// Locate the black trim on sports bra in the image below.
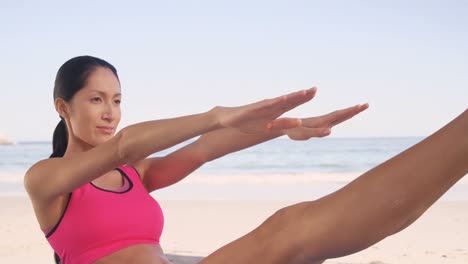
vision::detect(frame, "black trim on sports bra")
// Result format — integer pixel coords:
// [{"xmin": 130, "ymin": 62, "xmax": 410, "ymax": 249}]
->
[
  {"xmin": 90, "ymin": 168, "xmax": 134, "ymax": 194},
  {"xmin": 130, "ymin": 165, "xmax": 143, "ymax": 180},
  {"xmin": 46, "ymin": 192, "xmax": 72, "ymax": 238}
]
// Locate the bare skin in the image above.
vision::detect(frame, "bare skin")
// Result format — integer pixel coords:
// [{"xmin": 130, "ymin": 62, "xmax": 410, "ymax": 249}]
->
[
  {"xmin": 92, "ymin": 108, "xmax": 467, "ymax": 264},
  {"xmin": 25, "ymin": 67, "xmax": 368, "ymax": 263},
  {"xmin": 27, "ymin": 66, "xmax": 467, "ymax": 263},
  {"xmin": 199, "ymin": 109, "xmax": 468, "ymax": 264},
  {"xmin": 94, "ymin": 244, "xmax": 170, "ymax": 264}
]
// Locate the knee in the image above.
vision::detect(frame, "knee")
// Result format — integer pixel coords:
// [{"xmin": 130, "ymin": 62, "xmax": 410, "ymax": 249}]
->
[
  {"xmin": 264, "ymin": 201, "xmax": 344, "ymax": 263},
  {"xmin": 260, "ymin": 201, "xmax": 310, "ymax": 232},
  {"xmin": 253, "ymin": 202, "xmax": 319, "ymax": 262}
]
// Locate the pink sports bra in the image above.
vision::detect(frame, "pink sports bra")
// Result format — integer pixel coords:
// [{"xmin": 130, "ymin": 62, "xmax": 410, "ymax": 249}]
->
[{"xmin": 45, "ymin": 165, "xmax": 164, "ymax": 264}]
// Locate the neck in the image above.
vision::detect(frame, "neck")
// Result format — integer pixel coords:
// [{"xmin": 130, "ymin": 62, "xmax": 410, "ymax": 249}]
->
[{"xmin": 63, "ymin": 136, "xmax": 95, "ymax": 158}]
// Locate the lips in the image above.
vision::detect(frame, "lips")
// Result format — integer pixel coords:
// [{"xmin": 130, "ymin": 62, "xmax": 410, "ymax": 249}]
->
[{"xmin": 97, "ymin": 126, "xmax": 114, "ymax": 134}]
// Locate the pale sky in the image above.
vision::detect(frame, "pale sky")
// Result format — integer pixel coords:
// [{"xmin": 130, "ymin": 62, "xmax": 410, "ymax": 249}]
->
[{"xmin": 0, "ymin": 0, "xmax": 467, "ymax": 141}]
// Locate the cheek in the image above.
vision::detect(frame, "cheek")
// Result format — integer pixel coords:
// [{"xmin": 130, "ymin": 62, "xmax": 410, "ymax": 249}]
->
[
  {"xmin": 72, "ymin": 109, "xmax": 97, "ymax": 133},
  {"xmin": 79, "ymin": 109, "xmax": 97, "ymax": 124}
]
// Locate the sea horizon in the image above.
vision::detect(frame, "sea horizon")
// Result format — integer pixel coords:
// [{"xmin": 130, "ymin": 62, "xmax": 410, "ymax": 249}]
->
[{"xmin": 2, "ymin": 136, "xmax": 468, "ymax": 201}]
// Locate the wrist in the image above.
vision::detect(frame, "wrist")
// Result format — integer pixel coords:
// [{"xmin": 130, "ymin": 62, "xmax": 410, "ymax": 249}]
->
[{"xmin": 206, "ymin": 106, "xmax": 225, "ymax": 130}]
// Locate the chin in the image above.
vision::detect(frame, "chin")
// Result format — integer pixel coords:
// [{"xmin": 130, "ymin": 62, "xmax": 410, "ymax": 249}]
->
[
  {"xmin": 89, "ymin": 136, "xmax": 112, "ymax": 146},
  {"xmin": 99, "ymin": 134, "xmax": 115, "ymax": 142}
]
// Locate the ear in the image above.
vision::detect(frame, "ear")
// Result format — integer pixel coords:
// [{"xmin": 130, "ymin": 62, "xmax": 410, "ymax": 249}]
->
[{"xmin": 54, "ymin": 98, "xmax": 70, "ymax": 119}]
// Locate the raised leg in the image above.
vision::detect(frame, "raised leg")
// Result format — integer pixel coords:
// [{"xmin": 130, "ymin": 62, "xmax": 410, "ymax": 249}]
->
[{"xmin": 200, "ymin": 109, "xmax": 468, "ymax": 264}]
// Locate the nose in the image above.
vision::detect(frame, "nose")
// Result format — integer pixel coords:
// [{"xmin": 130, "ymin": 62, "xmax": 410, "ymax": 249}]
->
[{"xmin": 102, "ymin": 101, "xmax": 116, "ymax": 122}]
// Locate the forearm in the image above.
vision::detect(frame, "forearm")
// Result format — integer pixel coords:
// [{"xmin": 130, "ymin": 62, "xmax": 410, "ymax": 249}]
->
[
  {"xmin": 197, "ymin": 127, "xmax": 285, "ymax": 162},
  {"xmin": 119, "ymin": 110, "xmax": 221, "ymax": 163}
]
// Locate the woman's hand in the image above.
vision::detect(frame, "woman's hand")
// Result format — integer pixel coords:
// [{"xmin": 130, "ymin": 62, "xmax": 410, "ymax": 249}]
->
[
  {"xmin": 284, "ymin": 103, "xmax": 369, "ymax": 140},
  {"xmin": 213, "ymin": 87, "xmax": 317, "ymax": 134}
]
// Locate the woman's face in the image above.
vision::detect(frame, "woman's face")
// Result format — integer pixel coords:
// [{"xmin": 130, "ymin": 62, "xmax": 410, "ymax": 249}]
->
[{"xmin": 63, "ymin": 67, "xmax": 122, "ymax": 147}]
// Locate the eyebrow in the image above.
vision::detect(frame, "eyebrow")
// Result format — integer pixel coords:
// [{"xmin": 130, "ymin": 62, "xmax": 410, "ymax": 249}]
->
[{"xmin": 89, "ymin": 90, "xmax": 122, "ymax": 97}]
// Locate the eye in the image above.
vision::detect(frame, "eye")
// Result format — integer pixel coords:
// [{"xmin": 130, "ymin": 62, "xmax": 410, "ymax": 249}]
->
[
  {"xmin": 91, "ymin": 97, "xmax": 101, "ymax": 103},
  {"xmin": 115, "ymin": 99, "xmax": 121, "ymax": 104}
]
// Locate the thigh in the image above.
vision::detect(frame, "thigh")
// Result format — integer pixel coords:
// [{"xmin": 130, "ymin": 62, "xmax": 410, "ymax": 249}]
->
[{"xmin": 198, "ymin": 202, "xmax": 325, "ymax": 264}]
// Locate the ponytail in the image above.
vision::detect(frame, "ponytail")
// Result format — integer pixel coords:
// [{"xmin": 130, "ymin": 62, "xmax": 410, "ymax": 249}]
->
[
  {"xmin": 49, "ymin": 118, "xmax": 68, "ymax": 158},
  {"xmin": 50, "ymin": 118, "xmax": 68, "ymax": 263}
]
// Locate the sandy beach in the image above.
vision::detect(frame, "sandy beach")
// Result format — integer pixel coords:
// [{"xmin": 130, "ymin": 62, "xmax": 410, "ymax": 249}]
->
[{"xmin": 1, "ymin": 196, "xmax": 468, "ymax": 264}]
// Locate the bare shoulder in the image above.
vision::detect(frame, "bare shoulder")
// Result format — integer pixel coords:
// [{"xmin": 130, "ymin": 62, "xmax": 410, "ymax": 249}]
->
[
  {"xmin": 24, "ymin": 158, "xmax": 76, "ymax": 231},
  {"xmin": 24, "ymin": 132, "xmax": 125, "ymax": 201},
  {"xmin": 24, "ymin": 158, "xmax": 61, "ymax": 199}
]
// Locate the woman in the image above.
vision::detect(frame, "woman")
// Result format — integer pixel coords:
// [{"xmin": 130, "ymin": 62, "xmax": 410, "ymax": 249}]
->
[{"xmin": 24, "ymin": 55, "xmax": 467, "ymax": 264}]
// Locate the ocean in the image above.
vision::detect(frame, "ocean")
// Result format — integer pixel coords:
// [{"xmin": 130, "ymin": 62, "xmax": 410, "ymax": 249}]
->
[{"xmin": 1, "ymin": 137, "xmax": 467, "ymax": 201}]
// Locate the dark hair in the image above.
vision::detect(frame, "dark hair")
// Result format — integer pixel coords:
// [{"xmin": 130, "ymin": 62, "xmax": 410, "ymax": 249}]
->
[
  {"xmin": 49, "ymin": 55, "xmax": 119, "ymax": 159},
  {"xmin": 49, "ymin": 55, "xmax": 118, "ymax": 263}
]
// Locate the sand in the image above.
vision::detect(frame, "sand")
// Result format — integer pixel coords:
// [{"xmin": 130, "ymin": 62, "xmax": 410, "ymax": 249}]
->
[{"xmin": 1, "ymin": 196, "xmax": 468, "ymax": 264}]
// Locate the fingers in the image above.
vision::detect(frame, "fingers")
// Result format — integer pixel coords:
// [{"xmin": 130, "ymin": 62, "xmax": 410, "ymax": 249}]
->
[
  {"xmin": 256, "ymin": 87, "xmax": 317, "ymax": 117},
  {"xmin": 274, "ymin": 87, "xmax": 317, "ymax": 113},
  {"xmin": 310, "ymin": 103, "xmax": 368, "ymax": 128},
  {"xmin": 329, "ymin": 103, "xmax": 368, "ymax": 127}
]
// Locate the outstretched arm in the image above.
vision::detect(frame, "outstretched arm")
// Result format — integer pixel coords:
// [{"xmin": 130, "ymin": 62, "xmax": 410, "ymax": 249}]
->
[
  {"xmin": 25, "ymin": 88, "xmax": 313, "ymax": 200},
  {"xmin": 138, "ymin": 103, "xmax": 368, "ymax": 191}
]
